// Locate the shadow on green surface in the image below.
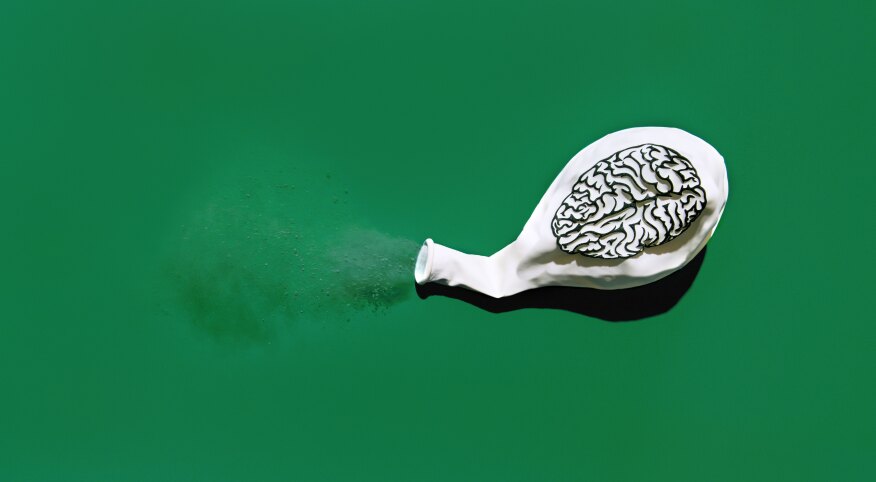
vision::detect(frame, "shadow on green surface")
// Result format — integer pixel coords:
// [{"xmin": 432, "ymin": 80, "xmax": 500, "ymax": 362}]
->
[{"xmin": 415, "ymin": 247, "xmax": 707, "ymax": 321}]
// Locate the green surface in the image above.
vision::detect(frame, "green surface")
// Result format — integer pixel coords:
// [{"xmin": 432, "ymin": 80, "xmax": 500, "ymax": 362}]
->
[{"xmin": 2, "ymin": 0, "xmax": 874, "ymax": 480}]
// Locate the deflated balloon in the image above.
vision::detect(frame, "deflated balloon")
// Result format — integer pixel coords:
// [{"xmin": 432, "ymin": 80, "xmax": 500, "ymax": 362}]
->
[{"xmin": 415, "ymin": 126, "xmax": 729, "ymax": 297}]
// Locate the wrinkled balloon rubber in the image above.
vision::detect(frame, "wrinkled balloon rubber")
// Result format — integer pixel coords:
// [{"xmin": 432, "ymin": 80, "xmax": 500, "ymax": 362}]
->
[{"xmin": 414, "ymin": 126, "xmax": 729, "ymax": 298}]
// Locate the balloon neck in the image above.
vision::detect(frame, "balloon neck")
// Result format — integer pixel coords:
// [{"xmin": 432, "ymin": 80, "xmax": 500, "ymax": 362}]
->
[{"xmin": 414, "ymin": 238, "xmax": 519, "ymax": 298}]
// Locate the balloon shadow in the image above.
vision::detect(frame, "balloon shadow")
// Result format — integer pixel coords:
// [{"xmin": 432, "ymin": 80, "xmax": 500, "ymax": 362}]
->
[{"xmin": 414, "ymin": 246, "xmax": 707, "ymax": 321}]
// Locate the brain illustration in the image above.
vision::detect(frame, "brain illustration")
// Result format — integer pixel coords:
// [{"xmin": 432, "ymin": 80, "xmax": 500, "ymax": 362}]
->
[{"xmin": 551, "ymin": 144, "xmax": 707, "ymax": 259}]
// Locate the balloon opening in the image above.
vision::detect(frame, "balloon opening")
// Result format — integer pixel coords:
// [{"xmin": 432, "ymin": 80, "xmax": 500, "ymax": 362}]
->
[{"xmin": 414, "ymin": 238, "xmax": 433, "ymax": 284}]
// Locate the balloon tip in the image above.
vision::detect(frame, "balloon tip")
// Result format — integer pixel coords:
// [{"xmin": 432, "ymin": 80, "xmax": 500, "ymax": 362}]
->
[{"xmin": 414, "ymin": 239, "xmax": 434, "ymax": 284}]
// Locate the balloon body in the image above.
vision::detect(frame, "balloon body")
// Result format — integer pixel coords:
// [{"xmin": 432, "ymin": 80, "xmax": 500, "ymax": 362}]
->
[{"xmin": 414, "ymin": 127, "xmax": 729, "ymax": 298}]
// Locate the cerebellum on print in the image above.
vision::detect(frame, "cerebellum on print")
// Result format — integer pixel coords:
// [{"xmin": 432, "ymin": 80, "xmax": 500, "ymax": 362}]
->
[{"xmin": 551, "ymin": 144, "xmax": 707, "ymax": 259}]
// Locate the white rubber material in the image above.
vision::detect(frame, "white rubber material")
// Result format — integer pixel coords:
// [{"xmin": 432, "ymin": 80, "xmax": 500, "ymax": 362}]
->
[{"xmin": 414, "ymin": 126, "xmax": 729, "ymax": 298}]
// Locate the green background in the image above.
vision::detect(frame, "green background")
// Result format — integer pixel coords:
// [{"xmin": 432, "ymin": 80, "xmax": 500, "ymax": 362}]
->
[{"xmin": 2, "ymin": 0, "xmax": 874, "ymax": 480}]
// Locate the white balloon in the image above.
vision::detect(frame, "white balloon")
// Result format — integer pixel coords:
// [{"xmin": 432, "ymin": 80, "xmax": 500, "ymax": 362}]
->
[{"xmin": 414, "ymin": 126, "xmax": 729, "ymax": 298}]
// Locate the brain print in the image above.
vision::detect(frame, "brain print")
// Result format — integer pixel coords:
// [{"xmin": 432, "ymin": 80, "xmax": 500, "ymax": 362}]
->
[{"xmin": 551, "ymin": 144, "xmax": 707, "ymax": 259}]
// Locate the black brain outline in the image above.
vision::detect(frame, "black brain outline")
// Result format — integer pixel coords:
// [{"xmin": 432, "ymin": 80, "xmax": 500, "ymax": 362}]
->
[{"xmin": 551, "ymin": 144, "xmax": 707, "ymax": 259}]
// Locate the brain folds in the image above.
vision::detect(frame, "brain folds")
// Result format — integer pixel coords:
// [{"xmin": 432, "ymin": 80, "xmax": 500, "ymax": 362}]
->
[{"xmin": 551, "ymin": 144, "xmax": 707, "ymax": 259}]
